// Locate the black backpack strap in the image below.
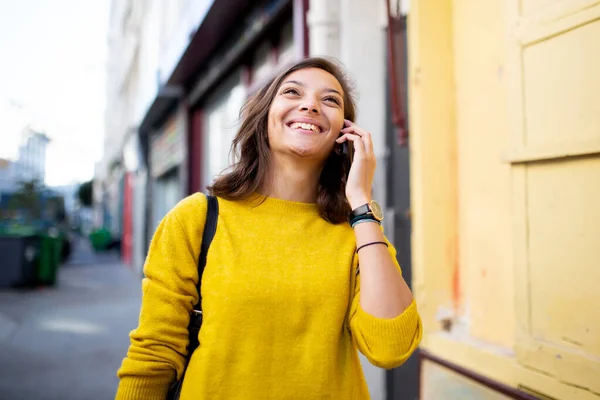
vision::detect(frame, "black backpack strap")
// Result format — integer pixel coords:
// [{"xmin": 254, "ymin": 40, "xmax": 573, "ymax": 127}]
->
[
  {"xmin": 197, "ymin": 195, "xmax": 218, "ymax": 290},
  {"xmin": 186, "ymin": 194, "xmax": 218, "ymax": 357}
]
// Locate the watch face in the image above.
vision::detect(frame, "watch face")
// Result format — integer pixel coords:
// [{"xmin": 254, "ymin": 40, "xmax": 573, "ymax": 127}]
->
[{"xmin": 370, "ymin": 201, "xmax": 384, "ymax": 221}]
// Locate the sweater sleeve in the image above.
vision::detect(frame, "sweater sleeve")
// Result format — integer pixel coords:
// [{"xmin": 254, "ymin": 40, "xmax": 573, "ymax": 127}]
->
[
  {"xmin": 116, "ymin": 195, "xmax": 207, "ymax": 400},
  {"xmin": 348, "ymin": 237, "xmax": 423, "ymax": 370}
]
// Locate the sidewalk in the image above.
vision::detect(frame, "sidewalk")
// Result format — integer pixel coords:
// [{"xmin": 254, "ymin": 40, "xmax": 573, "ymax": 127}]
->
[{"xmin": 0, "ymin": 236, "xmax": 142, "ymax": 400}]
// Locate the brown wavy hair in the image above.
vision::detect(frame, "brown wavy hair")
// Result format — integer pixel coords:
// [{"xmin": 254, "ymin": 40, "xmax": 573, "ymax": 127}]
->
[{"xmin": 208, "ymin": 57, "xmax": 357, "ymax": 224}]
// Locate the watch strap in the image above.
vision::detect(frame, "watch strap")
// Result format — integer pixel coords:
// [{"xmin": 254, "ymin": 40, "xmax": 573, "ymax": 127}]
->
[{"xmin": 349, "ymin": 203, "xmax": 371, "ymax": 221}]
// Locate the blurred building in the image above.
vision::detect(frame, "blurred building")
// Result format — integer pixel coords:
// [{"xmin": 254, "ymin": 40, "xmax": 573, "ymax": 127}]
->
[
  {"xmin": 0, "ymin": 158, "xmax": 16, "ymax": 193},
  {"xmin": 411, "ymin": 1, "xmax": 600, "ymax": 399},
  {"xmin": 0, "ymin": 127, "xmax": 50, "ymax": 194},
  {"xmin": 14, "ymin": 127, "xmax": 50, "ymax": 185}
]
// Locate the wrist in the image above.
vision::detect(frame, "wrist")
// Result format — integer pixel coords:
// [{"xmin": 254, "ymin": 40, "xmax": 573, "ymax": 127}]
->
[
  {"xmin": 350, "ymin": 216, "xmax": 381, "ymax": 229},
  {"xmin": 348, "ymin": 198, "xmax": 384, "ymax": 224},
  {"xmin": 348, "ymin": 195, "xmax": 372, "ymax": 210}
]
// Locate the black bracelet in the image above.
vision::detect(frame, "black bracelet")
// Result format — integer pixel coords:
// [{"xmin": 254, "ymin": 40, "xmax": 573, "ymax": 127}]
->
[
  {"xmin": 349, "ymin": 214, "xmax": 380, "ymax": 227},
  {"xmin": 356, "ymin": 241, "xmax": 388, "ymax": 253}
]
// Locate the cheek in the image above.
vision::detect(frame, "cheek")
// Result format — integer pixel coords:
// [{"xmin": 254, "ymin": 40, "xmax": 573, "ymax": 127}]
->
[
  {"xmin": 267, "ymin": 106, "xmax": 285, "ymax": 146},
  {"xmin": 267, "ymin": 106, "xmax": 279, "ymax": 130},
  {"xmin": 267, "ymin": 103, "xmax": 284, "ymax": 130},
  {"xmin": 330, "ymin": 112, "xmax": 345, "ymax": 134}
]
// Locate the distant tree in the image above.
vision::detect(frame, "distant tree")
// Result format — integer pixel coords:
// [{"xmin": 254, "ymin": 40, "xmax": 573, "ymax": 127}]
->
[
  {"xmin": 9, "ymin": 179, "xmax": 44, "ymax": 221},
  {"xmin": 77, "ymin": 180, "xmax": 94, "ymax": 207}
]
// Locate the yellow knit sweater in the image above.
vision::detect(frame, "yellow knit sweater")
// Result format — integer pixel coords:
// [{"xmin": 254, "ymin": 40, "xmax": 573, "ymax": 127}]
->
[{"xmin": 116, "ymin": 193, "xmax": 422, "ymax": 400}]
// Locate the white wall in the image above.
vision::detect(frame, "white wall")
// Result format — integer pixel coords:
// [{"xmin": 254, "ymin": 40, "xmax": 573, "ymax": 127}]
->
[
  {"xmin": 339, "ymin": 0, "xmax": 388, "ymax": 207},
  {"xmin": 157, "ymin": 0, "xmax": 214, "ymax": 86},
  {"xmin": 135, "ymin": 0, "xmax": 161, "ymax": 124},
  {"xmin": 99, "ymin": 0, "xmax": 142, "ymax": 236},
  {"xmin": 99, "ymin": 0, "xmax": 216, "ymax": 268},
  {"xmin": 307, "ymin": 0, "xmax": 341, "ymax": 58},
  {"xmin": 100, "ymin": 0, "xmax": 210, "ymax": 182}
]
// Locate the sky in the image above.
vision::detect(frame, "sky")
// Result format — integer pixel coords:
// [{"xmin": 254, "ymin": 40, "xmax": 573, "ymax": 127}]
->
[{"xmin": 0, "ymin": 0, "xmax": 110, "ymax": 187}]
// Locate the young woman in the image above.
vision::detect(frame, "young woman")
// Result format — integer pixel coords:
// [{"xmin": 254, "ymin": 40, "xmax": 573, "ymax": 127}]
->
[{"xmin": 116, "ymin": 57, "xmax": 422, "ymax": 400}]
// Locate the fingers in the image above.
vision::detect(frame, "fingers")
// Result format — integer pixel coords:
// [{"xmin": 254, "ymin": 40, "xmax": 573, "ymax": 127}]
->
[
  {"xmin": 338, "ymin": 121, "xmax": 375, "ymax": 160},
  {"xmin": 361, "ymin": 131, "xmax": 374, "ymax": 157},
  {"xmin": 342, "ymin": 119, "xmax": 367, "ymax": 136},
  {"xmin": 337, "ymin": 133, "xmax": 367, "ymax": 158}
]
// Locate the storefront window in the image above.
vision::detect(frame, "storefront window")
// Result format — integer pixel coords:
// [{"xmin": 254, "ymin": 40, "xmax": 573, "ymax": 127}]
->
[
  {"xmin": 152, "ymin": 167, "xmax": 180, "ymax": 230},
  {"xmin": 202, "ymin": 72, "xmax": 246, "ymax": 188}
]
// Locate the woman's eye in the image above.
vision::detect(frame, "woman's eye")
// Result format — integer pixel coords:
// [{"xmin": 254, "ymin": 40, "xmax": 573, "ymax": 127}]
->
[
  {"xmin": 324, "ymin": 97, "xmax": 341, "ymax": 105},
  {"xmin": 283, "ymin": 88, "xmax": 300, "ymax": 95}
]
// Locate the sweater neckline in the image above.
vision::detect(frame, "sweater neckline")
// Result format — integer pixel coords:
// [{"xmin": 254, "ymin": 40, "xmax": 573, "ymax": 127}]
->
[{"xmin": 242, "ymin": 193, "xmax": 319, "ymax": 215}]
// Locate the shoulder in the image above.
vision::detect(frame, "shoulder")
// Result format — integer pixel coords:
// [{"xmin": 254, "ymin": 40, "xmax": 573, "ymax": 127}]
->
[
  {"xmin": 169, "ymin": 192, "xmax": 208, "ymax": 222},
  {"xmin": 159, "ymin": 193, "xmax": 210, "ymax": 240}
]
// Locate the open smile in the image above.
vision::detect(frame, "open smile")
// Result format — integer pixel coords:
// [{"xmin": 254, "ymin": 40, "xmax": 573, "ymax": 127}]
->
[{"xmin": 286, "ymin": 120, "xmax": 324, "ymax": 134}]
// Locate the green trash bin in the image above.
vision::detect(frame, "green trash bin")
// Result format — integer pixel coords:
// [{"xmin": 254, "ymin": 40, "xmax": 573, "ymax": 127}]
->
[
  {"xmin": 37, "ymin": 234, "xmax": 63, "ymax": 286},
  {"xmin": 89, "ymin": 228, "xmax": 112, "ymax": 251}
]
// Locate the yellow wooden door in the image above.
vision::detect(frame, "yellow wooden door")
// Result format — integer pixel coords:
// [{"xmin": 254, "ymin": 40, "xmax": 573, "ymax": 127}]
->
[{"xmin": 506, "ymin": 0, "xmax": 600, "ymax": 395}]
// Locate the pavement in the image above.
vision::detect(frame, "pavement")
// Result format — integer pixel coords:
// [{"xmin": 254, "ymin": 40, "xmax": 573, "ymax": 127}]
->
[{"xmin": 0, "ymin": 236, "xmax": 143, "ymax": 400}]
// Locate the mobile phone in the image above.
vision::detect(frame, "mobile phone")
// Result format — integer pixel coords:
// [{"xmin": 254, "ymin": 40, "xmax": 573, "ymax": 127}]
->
[
  {"xmin": 342, "ymin": 140, "xmax": 354, "ymax": 165},
  {"xmin": 341, "ymin": 139, "xmax": 354, "ymax": 179}
]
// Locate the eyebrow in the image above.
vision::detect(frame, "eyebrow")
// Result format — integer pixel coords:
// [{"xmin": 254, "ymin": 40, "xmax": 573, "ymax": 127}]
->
[{"xmin": 282, "ymin": 80, "xmax": 343, "ymax": 97}]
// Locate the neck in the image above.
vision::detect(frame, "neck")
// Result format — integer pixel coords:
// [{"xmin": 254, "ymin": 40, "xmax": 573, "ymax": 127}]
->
[{"xmin": 261, "ymin": 154, "xmax": 322, "ymax": 203}]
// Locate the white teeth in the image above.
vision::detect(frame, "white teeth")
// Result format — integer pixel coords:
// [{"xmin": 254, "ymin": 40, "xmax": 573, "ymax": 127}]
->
[{"xmin": 290, "ymin": 122, "xmax": 320, "ymax": 133}]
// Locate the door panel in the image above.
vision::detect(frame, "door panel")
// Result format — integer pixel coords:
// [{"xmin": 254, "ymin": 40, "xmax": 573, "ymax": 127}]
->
[
  {"xmin": 527, "ymin": 158, "xmax": 600, "ymax": 357},
  {"xmin": 522, "ymin": 19, "xmax": 600, "ymax": 148},
  {"xmin": 507, "ymin": 0, "xmax": 600, "ymax": 395}
]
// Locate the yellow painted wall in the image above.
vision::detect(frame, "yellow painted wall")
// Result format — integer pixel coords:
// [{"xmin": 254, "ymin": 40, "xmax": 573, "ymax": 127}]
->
[
  {"xmin": 452, "ymin": 0, "xmax": 515, "ymax": 349},
  {"xmin": 409, "ymin": 0, "xmax": 600, "ymax": 398},
  {"xmin": 408, "ymin": 0, "xmax": 458, "ymax": 332}
]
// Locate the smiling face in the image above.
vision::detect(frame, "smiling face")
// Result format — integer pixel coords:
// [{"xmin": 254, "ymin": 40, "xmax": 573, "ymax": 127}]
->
[{"xmin": 267, "ymin": 68, "xmax": 346, "ymax": 161}]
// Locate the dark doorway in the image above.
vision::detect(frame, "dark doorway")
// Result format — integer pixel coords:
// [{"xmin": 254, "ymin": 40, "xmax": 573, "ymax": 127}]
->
[{"xmin": 385, "ymin": 15, "xmax": 420, "ymax": 400}]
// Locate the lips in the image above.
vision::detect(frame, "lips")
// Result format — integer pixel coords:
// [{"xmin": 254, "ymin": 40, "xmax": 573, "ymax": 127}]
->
[{"xmin": 286, "ymin": 119, "xmax": 324, "ymax": 134}]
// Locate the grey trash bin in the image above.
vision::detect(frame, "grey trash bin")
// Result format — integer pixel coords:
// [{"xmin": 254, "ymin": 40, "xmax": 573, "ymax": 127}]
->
[{"xmin": 0, "ymin": 235, "xmax": 39, "ymax": 288}]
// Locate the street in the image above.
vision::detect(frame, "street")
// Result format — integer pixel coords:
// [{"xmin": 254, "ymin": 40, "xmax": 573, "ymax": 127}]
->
[{"xmin": 0, "ymin": 237, "xmax": 142, "ymax": 400}]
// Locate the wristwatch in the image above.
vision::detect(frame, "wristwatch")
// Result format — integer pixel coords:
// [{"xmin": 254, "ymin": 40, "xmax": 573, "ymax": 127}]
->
[{"xmin": 349, "ymin": 200, "xmax": 384, "ymax": 223}]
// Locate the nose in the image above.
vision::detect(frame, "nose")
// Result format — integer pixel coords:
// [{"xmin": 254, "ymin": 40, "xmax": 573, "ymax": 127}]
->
[{"xmin": 298, "ymin": 96, "xmax": 320, "ymax": 114}]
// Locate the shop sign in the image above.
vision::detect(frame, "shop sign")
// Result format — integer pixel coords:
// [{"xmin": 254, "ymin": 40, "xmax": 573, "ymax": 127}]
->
[{"xmin": 150, "ymin": 111, "xmax": 184, "ymax": 178}]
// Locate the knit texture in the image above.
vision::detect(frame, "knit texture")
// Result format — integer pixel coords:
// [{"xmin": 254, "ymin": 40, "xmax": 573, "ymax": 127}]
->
[{"xmin": 116, "ymin": 193, "xmax": 422, "ymax": 400}]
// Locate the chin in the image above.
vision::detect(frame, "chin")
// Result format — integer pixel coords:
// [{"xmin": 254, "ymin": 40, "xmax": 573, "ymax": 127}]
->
[
  {"xmin": 289, "ymin": 145, "xmax": 318, "ymax": 158},
  {"xmin": 286, "ymin": 135, "xmax": 331, "ymax": 157},
  {"xmin": 288, "ymin": 143, "xmax": 334, "ymax": 162}
]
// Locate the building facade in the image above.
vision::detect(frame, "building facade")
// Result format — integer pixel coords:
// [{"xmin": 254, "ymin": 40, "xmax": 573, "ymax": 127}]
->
[
  {"xmin": 14, "ymin": 127, "xmax": 50, "ymax": 185},
  {"xmin": 410, "ymin": 0, "xmax": 600, "ymax": 399},
  {"xmin": 0, "ymin": 158, "xmax": 16, "ymax": 193},
  {"xmin": 0, "ymin": 127, "xmax": 50, "ymax": 194}
]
